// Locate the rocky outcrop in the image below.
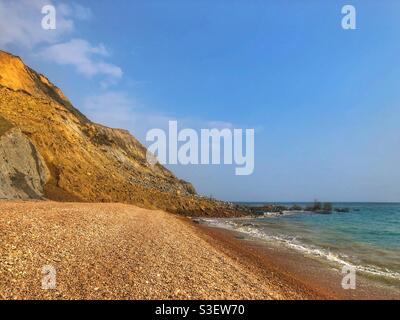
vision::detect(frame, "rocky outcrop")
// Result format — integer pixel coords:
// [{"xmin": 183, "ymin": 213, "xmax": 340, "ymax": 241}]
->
[{"xmin": 0, "ymin": 118, "xmax": 49, "ymax": 199}]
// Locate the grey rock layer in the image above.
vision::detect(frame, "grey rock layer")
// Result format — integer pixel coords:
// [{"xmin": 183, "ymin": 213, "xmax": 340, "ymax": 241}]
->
[{"xmin": 0, "ymin": 128, "xmax": 49, "ymax": 199}]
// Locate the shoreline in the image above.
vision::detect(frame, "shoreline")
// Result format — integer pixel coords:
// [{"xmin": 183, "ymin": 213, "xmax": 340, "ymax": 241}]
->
[
  {"xmin": 190, "ymin": 218, "xmax": 400, "ymax": 300},
  {"xmin": 0, "ymin": 201, "xmax": 399, "ymax": 300}
]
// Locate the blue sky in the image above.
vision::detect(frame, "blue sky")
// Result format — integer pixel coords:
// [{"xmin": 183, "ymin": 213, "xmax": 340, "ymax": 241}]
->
[{"xmin": 1, "ymin": 0, "xmax": 400, "ymax": 202}]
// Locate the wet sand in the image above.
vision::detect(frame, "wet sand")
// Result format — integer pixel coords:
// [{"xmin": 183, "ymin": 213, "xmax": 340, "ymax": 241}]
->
[
  {"xmin": 193, "ymin": 221, "xmax": 400, "ymax": 300},
  {"xmin": 0, "ymin": 201, "xmax": 398, "ymax": 300}
]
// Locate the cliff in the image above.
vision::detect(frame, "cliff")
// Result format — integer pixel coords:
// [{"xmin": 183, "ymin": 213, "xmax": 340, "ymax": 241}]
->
[{"xmin": 0, "ymin": 50, "xmax": 243, "ymax": 216}]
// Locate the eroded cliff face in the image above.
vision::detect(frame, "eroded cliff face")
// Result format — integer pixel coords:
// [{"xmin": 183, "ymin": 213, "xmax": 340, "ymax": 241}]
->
[
  {"xmin": 0, "ymin": 118, "xmax": 49, "ymax": 199},
  {"xmin": 0, "ymin": 50, "xmax": 243, "ymax": 216}
]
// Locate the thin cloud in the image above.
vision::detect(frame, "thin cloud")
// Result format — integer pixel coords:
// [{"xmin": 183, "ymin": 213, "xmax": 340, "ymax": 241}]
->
[
  {"xmin": 37, "ymin": 39, "xmax": 122, "ymax": 79},
  {"xmin": 81, "ymin": 91, "xmax": 171, "ymax": 140},
  {"xmin": 57, "ymin": 2, "xmax": 93, "ymax": 21},
  {"xmin": 0, "ymin": 0, "xmax": 82, "ymax": 48},
  {"xmin": 82, "ymin": 91, "xmax": 137, "ymax": 127},
  {"xmin": 0, "ymin": 0, "xmax": 120, "ymax": 84},
  {"xmin": 81, "ymin": 91, "xmax": 247, "ymax": 145}
]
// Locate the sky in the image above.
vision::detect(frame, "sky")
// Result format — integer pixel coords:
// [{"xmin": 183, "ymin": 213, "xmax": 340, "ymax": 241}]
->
[{"xmin": 1, "ymin": 0, "xmax": 399, "ymax": 202}]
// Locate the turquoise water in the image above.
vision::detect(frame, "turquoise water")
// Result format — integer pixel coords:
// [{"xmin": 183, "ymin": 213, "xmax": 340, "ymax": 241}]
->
[{"xmin": 205, "ymin": 203, "xmax": 400, "ymax": 285}]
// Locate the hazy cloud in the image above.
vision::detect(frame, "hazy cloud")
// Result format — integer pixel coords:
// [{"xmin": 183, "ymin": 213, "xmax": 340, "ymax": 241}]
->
[
  {"xmin": 0, "ymin": 0, "xmax": 120, "ymax": 84},
  {"xmin": 81, "ymin": 91, "xmax": 241, "ymax": 144},
  {"xmin": 82, "ymin": 91, "xmax": 137, "ymax": 127},
  {"xmin": 82, "ymin": 91, "xmax": 173, "ymax": 140},
  {"xmin": 37, "ymin": 39, "xmax": 122, "ymax": 79},
  {"xmin": 57, "ymin": 2, "xmax": 93, "ymax": 21},
  {"xmin": 0, "ymin": 0, "xmax": 87, "ymax": 48}
]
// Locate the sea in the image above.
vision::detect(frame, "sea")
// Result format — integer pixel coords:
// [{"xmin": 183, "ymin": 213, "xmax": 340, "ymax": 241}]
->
[{"xmin": 202, "ymin": 202, "xmax": 400, "ymax": 287}]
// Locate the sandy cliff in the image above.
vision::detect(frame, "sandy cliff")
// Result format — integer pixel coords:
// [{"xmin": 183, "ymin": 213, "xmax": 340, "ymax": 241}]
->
[{"xmin": 0, "ymin": 50, "xmax": 243, "ymax": 216}]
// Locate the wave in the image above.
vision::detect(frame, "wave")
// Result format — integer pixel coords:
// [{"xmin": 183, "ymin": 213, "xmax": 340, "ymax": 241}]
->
[{"xmin": 202, "ymin": 218, "xmax": 400, "ymax": 281}]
